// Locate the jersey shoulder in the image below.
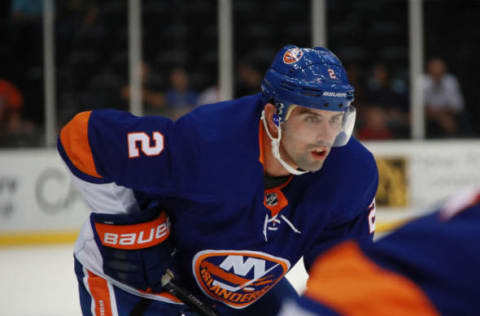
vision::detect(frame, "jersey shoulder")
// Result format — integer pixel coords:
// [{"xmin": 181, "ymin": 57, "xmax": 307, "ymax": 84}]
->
[
  {"xmin": 178, "ymin": 93, "xmax": 264, "ymax": 142},
  {"xmin": 169, "ymin": 94, "xmax": 265, "ymax": 196},
  {"xmin": 58, "ymin": 110, "xmax": 177, "ymax": 192}
]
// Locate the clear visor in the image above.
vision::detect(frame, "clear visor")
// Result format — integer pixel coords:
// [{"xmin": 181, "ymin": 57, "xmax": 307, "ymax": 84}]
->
[
  {"xmin": 333, "ymin": 105, "xmax": 356, "ymax": 147},
  {"xmin": 283, "ymin": 104, "xmax": 356, "ymax": 148}
]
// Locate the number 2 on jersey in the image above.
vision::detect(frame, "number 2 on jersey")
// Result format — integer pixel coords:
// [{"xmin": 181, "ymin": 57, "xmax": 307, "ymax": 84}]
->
[{"xmin": 128, "ymin": 131, "xmax": 164, "ymax": 158}]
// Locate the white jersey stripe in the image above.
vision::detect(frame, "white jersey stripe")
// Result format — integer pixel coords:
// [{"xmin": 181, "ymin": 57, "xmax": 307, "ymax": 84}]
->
[
  {"xmin": 70, "ymin": 173, "xmax": 140, "ymax": 215},
  {"xmin": 107, "ymin": 281, "xmax": 119, "ymax": 316}
]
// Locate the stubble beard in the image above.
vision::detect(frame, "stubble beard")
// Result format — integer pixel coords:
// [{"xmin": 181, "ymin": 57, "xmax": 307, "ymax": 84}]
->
[
  {"xmin": 281, "ymin": 127, "xmax": 326, "ymax": 173},
  {"xmin": 292, "ymin": 152, "xmax": 325, "ymax": 172}
]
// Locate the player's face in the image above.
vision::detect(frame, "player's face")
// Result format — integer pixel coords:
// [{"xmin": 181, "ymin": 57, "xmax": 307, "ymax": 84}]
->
[{"xmin": 280, "ymin": 106, "xmax": 343, "ymax": 172}]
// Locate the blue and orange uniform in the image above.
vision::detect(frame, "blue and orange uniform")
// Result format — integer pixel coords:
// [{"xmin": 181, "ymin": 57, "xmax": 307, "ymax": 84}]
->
[
  {"xmin": 58, "ymin": 94, "xmax": 377, "ymax": 315},
  {"xmin": 279, "ymin": 188, "xmax": 480, "ymax": 316},
  {"xmin": 58, "ymin": 45, "xmax": 378, "ymax": 315}
]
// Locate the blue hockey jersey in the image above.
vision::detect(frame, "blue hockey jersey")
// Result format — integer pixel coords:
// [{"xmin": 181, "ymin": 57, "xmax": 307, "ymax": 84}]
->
[
  {"xmin": 279, "ymin": 187, "xmax": 480, "ymax": 316},
  {"xmin": 58, "ymin": 93, "xmax": 378, "ymax": 313}
]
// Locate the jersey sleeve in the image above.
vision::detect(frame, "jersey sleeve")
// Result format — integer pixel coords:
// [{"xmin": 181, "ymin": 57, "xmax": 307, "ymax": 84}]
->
[
  {"xmin": 299, "ymin": 241, "xmax": 440, "ymax": 316},
  {"xmin": 361, "ymin": 189, "xmax": 480, "ymax": 314},
  {"xmin": 59, "ymin": 110, "xmax": 174, "ymax": 188},
  {"xmin": 57, "ymin": 110, "xmax": 178, "ymax": 214},
  {"xmin": 285, "ymin": 189, "xmax": 480, "ymax": 316}
]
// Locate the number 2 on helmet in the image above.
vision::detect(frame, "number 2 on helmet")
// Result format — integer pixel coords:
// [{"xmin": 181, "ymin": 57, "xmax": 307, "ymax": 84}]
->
[{"xmin": 328, "ymin": 69, "xmax": 337, "ymax": 80}]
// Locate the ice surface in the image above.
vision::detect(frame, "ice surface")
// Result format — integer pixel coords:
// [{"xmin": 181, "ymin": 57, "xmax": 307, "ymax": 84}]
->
[{"xmin": 0, "ymin": 244, "xmax": 308, "ymax": 316}]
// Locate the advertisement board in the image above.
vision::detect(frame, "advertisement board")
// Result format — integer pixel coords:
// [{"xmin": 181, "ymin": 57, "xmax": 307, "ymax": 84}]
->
[
  {"xmin": 365, "ymin": 140, "xmax": 480, "ymax": 228},
  {"xmin": 0, "ymin": 150, "xmax": 89, "ymax": 245},
  {"xmin": 1, "ymin": 141, "xmax": 480, "ymax": 244}
]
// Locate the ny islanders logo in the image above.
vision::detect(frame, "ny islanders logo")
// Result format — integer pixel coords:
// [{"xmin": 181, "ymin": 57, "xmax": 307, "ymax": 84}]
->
[
  {"xmin": 283, "ymin": 47, "xmax": 303, "ymax": 64},
  {"xmin": 193, "ymin": 250, "xmax": 290, "ymax": 309}
]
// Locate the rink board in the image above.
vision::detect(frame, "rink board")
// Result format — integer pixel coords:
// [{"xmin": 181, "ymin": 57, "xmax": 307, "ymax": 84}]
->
[{"xmin": 1, "ymin": 141, "xmax": 480, "ymax": 246}]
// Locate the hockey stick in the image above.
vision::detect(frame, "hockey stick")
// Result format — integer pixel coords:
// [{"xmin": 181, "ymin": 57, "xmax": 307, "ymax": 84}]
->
[{"xmin": 161, "ymin": 269, "xmax": 218, "ymax": 316}]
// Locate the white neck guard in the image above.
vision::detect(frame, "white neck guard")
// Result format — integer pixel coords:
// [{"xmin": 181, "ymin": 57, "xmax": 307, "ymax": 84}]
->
[{"xmin": 261, "ymin": 110, "xmax": 308, "ymax": 176}]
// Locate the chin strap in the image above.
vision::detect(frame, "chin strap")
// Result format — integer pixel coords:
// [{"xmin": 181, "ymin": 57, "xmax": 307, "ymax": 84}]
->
[{"xmin": 261, "ymin": 110, "xmax": 308, "ymax": 176}]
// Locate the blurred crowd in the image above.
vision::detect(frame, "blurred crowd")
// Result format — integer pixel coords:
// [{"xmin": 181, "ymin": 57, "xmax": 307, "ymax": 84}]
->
[
  {"xmin": 353, "ymin": 57, "xmax": 473, "ymax": 140},
  {"xmin": 0, "ymin": 0, "xmax": 477, "ymax": 148}
]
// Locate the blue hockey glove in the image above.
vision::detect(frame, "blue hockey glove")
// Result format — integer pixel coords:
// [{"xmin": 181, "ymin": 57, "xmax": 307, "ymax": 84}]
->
[{"xmin": 90, "ymin": 208, "xmax": 176, "ymax": 292}]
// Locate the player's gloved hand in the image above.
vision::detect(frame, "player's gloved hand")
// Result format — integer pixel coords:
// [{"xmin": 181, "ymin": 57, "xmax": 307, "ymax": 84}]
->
[{"xmin": 90, "ymin": 207, "xmax": 177, "ymax": 292}]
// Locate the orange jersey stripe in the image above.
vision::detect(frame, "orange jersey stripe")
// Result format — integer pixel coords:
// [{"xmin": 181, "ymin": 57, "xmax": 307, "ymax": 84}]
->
[
  {"xmin": 258, "ymin": 122, "xmax": 265, "ymax": 165},
  {"xmin": 87, "ymin": 271, "xmax": 113, "ymax": 316},
  {"xmin": 305, "ymin": 241, "xmax": 440, "ymax": 316},
  {"xmin": 0, "ymin": 80, "xmax": 23, "ymax": 109},
  {"xmin": 60, "ymin": 111, "xmax": 102, "ymax": 178}
]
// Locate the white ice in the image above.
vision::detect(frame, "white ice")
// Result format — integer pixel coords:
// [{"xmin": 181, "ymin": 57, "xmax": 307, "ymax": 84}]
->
[{"xmin": 0, "ymin": 244, "xmax": 308, "ymax": 316}]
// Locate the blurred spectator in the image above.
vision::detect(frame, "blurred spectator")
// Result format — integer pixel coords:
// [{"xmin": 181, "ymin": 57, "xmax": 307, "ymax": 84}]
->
[
  {"xmin": 66, "ymin": 4, "xmax": 108, "ymax": 91},
  {"xmin": 362, "ymin": 63, "xmax": 409, "ymax": 139},
  {"xmin": 121, "ymin": 61, "xmax": 165, "ymax": 115},
  {"xmin": 0, "ymin": 79, "xmax": 23, "ymax": 129},
  {"xmin": 366, "ymin": 64, "xmax": 408, "ymax": 114},
  {"xmin": 165, "ymin": 67, "xmax": 198, "ymax": 120},
  {"xmin": 423, "ymin": 58, "xmax": 472, "ymax": 138},
  {"xmin": 10, "ymin": 0, "xmax": 46, "ymax": 60},
  {"xmin": 356, "ymin": 106, "xmax": 393, "ymax": 140},
  {"xmin": 235, "ymin": 59, "xmax": 263, "ymax": 97},
  {"xmin": 345, "ymin": 63, "xmax": 367, "ymax": 107},
  {"xmin": 76, "ymin": 67, "xmax": 124, "ymax": 111},
  {"xmin": 198, "ymin": 85, "xmax": 220, "ymax": 105},
  {"xmin": 9, "ymin": 0, "xmax": 47, "ymax": 124},
  {"xmin": 11, "ymin": 0, "xmax": 44, "ymax": 21},
  {"xmin": 0, "ymin": 79, "xmax": 35, "ymax": 146}
]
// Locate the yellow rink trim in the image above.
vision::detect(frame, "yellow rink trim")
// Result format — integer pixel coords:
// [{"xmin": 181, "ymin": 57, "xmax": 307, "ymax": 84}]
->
[
  {"xmin": 0, "ymin": 219, "xmax": 410, "ymax": 247},
  {"xmin": 0, "ymin": 230, "xmax": 79, "ymax": 247},
  {"xmin": 375, "ymin": 218, "xmax": 410, "ymax": 233}
]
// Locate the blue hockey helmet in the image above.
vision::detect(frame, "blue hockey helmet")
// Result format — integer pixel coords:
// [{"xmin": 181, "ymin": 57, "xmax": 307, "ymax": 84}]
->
[
  {"xmin": 261, "ymin": 45, "xmax": 354, "ymax": 116},
  {"xmin": 261, "ymin": 45, "xmax": 356, "ymax": 147}
]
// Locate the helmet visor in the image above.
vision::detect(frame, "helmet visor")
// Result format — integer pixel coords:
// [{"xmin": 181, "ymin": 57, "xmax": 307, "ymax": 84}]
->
[
  {"xmin": 281, "ymin": 103, "xmax": 356, "ymax": 148},
  {"xmin": 332, "ymin": 105, "xmax": 356, "ymax": 147}
]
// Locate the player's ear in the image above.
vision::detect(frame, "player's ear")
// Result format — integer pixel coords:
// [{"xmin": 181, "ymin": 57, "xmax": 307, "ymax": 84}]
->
[{"xmin": 264, "ymin": 103, "xmax": 280, "ymax": 136}]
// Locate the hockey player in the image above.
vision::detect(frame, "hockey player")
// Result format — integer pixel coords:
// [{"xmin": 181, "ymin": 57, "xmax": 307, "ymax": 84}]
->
[
  {"xmin": 58, "ymin": 45, "xmax": 378, "ymax": 315},
  {"xmin": 278, "ymin": 187, "xmax": 480, "ymax": 316}
]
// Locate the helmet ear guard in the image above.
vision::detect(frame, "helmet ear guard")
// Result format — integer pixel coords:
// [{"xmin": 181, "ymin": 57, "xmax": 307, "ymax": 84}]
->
[{"xmin": 272, "ymin": 113, "xmax": 280, "ymax": 127}]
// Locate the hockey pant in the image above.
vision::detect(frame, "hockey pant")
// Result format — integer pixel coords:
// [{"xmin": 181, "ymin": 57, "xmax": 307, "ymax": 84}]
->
[{"xmin": 75, "ymin": 257, "xmax": 298, "ymax": 316}]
